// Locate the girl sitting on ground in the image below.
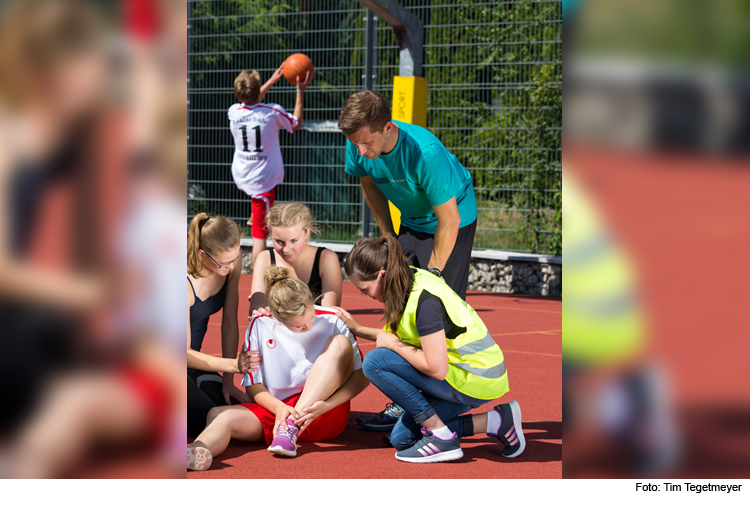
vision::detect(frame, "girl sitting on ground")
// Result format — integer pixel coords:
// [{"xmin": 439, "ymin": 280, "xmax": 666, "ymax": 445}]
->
[
  {"xmin": 333, "ymin": 236, "xmax": 525, "ymax": 463},
  {"xmin": 248, "ymin": 202, "xmax": 342, "ymax": 317},
  {"xmin": 188, "ymin": 266, "xmax": 368, "ymax": 470}
]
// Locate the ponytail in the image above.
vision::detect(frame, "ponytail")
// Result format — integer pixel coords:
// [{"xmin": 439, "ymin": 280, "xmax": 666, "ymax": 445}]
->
[
  {"xmin": 265, "ymin": 265, "xmax": 314, "ymax": 323},
  {"xmin": 344, "ymin": 235, "xmax": 413, "ymax": 332},
  {"xmin": 187, "ymin": 213, "xmax": 240, "ymax": 278}
]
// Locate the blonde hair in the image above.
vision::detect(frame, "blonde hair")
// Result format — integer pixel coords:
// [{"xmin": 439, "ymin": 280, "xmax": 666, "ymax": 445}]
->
[
  {"xmin": 0, "ymin": 0, "xmax": 105, "ymax": 109},
  {"xmin": 234, "ymin": 70, "xmax": 261, "ymax": 103},
  {"xmin": 187, "ymin": 213, "xmax": 240, "ymax": 278},
  {"xmin": 265, "ymin": 266, "xmax": 314, "ymax": 323},
  {"xmin": 266, "ymin": 202, "xmax": 320, "ymax": 237}
]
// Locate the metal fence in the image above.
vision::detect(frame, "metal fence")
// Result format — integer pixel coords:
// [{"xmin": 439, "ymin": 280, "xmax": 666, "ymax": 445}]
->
[{"xmin": 188, "ymin": 0, "xmax": 562, "ymax": 253}]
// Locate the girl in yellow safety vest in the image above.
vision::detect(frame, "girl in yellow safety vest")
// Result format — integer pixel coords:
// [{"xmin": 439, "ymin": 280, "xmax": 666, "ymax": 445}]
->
[{"xmin": 333, "ymin": 236, "xmax": 525, "ymax": 463}]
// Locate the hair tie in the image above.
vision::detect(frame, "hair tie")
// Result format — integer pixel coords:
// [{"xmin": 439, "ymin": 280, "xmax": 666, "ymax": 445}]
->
[{"xmin": 199, "ymin": 215, "xmax": 211, "ymax": 231}]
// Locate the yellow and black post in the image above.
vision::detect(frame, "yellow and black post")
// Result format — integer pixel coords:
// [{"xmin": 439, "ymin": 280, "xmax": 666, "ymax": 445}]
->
[{"xmin": 389, "ymin": 76, "xmax": 428, "ymax": 234}]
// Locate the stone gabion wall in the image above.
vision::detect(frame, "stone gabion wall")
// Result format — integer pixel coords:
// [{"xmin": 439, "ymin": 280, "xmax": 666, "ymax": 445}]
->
[
  {"xmin": 242, "ymin": 248, "xmax": 561, "ymax": 297},
  {"xmin": 468, "ymin": 260, "xmax": 561, "ymax": 297}
]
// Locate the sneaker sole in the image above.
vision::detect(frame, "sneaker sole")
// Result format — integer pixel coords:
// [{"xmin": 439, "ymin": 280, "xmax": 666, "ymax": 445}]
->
[
  {"xmin": 187, "ymin": 446, "xmax": 213, "ymax": 471},
  {"xmin": 267, "ymin": 444, "xmax": 297, "ymax": 457},
  {"xmin": 502, "ymin": 400, "xmax": 526, "ymax": 458},
  {"xmin": 395, "ymin": 448, "xmax": 464, "ymax": 463}
]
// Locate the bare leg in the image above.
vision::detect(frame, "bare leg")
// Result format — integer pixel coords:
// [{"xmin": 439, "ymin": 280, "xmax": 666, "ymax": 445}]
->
[
  {"xmin": 13, "ymin": 374, "xmax": 148, "ymax": 478},
  {"xmin": 294, "ymin": 334, "xmax": 353, "ymax": 413},
  {"xmin": 192, "ymin": 405, "xmax": 264, "ymax": 457},
  {"xmin": 421, "ymin": 413, "xmax": 448, "ymax": 431},
  {"xmin": 472, "ymin": 412, "xmax": 488, "ymax": 434},
  {"xmin": 251, "ymin": 237, "xmax": 266, "ymax": 268}
]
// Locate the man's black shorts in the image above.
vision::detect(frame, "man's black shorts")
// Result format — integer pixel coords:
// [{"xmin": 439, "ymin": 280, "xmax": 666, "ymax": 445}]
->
[{"xmin": 397, "ymin": 219, "xmax": 477, "ymax": 300}]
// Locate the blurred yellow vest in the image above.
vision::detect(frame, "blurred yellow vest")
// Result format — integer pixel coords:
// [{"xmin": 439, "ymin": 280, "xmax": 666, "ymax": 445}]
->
[{"xmin": 563, "ymin": 171, "xmax": 645, "ymax": 364}]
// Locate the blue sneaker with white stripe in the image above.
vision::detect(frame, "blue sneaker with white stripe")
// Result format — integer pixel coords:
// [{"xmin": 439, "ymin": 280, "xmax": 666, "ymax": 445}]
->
[{"xmin": 395, "ymin": 427, "xmax": 463, "ymax": 463}]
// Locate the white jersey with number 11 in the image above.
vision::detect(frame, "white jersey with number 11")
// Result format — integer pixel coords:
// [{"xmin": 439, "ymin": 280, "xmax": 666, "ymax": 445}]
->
[{"xmin": 227, "ymin": 102, "xmax": 298, "ymax": 196}]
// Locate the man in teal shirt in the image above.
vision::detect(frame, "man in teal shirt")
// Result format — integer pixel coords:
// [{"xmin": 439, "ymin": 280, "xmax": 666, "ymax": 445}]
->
[{"xmin": 339, "ymin": 90, "xmax": 478, "ymax": 300}]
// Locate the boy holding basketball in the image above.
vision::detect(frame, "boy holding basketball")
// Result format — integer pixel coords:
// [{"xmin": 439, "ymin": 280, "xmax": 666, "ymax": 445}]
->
[{"xmin": 228, "ymin": 63, "xmax": 314, "ymax": 267}]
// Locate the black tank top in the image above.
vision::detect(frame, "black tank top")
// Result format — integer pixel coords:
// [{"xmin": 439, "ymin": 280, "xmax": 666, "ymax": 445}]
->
[
  {"xmin": 188, "ymin": 275, "xmax": 229, "ymax": 352},
  {"xmin": 10, "ymin": 149, "xmax": 75, "ymax": 256},
  {"xmin": 269, "ymin": 247, "xmax": 327, "ymax": 303}
]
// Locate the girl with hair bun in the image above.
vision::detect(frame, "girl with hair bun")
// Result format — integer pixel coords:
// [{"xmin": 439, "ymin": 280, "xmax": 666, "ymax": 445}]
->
[
  {"xmin": 187, "ymin": 213, "xmax": 260, "ymax": 438},
  {"xmin": 332, "ymin": 236, "xmax": 525, "ymax": 463},
  {"xmin": 249, "ymin": 202, "xmax": 342, "ymax": 318},
  {"xmin": 188, "ymin": 265, "xmax": 367, "ymax": 470}
]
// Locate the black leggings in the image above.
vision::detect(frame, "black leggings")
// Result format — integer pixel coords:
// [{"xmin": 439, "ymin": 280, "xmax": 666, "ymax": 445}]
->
[
  {"xmin": 0, "ymin": 305, "xmax": 77, "ymax": 434},
  {"xmin": 187, "ymin": 368, "xmax": 226, "ymax": 439}
]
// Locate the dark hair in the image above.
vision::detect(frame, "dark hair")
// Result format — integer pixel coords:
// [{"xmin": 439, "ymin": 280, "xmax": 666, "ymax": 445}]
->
[
  {"xmin": 344, "ymin": 235, "xmax": 412, "ymax": 332},
  {"xmin": 338, "ymin": 90, "xmax": 392, "ymax": 136},
  {"xmin": 187, "ymin": 213, "xmax": 240, "ymax": 278}
]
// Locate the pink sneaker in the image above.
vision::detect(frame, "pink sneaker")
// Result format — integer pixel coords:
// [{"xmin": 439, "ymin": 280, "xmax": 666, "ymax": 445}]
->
[{"xmin": 267, "ymin": 419, "xmax": 299, "ymax": 457}]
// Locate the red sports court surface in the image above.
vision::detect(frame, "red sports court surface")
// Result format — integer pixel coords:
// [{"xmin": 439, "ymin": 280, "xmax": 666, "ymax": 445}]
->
[{"xmin": 189, "ymin": 274, "xmax": 561, "ymax": 479}]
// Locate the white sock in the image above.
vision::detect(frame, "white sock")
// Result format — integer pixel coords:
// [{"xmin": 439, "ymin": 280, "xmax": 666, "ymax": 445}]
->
[
  {"xmin": 431, "ymin": 425, "xmax": 453, "ymax": 440},
  {"xmin": 486, "ymin": 409, "xmax": 502, "ymax": 435}
]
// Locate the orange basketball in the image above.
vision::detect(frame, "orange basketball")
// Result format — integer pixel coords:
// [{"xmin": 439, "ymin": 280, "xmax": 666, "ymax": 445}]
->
[{"xmin": 283, "ymin": 53, "xmax": 314, "ymax": 85}]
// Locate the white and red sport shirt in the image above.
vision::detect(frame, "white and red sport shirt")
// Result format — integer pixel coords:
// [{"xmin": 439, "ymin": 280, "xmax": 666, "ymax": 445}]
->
[
  {"xmin": 227, "ymin": 102, "xmax": 298, "ymax": 196},
  {"xmin": 241, "ymin": 306, "xmax": 363, "ymax": 401}
]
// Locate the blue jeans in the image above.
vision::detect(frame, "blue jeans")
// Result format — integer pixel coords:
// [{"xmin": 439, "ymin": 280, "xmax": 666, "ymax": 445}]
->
[{"xmin": 362, "ymin": 348, "xmax": 487, "ymax": 451}]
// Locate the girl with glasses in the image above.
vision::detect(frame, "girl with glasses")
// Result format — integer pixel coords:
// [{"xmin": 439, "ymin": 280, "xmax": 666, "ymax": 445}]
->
[{"xmin": 187, "ymin": 213, "xmax": 260, "ymax": 438}]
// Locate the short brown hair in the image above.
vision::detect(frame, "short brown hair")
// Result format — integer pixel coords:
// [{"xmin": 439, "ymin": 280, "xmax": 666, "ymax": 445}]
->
[
  {"xmin": 338, "ymin": 90, "xmax": 392, "ymax": 136},
  {"xmin": 234, "ymin": 70, "xmax": 261, "ymax": 103}
]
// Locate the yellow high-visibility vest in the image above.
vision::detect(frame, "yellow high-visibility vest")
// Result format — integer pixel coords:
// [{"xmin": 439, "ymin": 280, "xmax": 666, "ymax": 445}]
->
[
  {"xmin": 385, "ymin": 269, "xmax": 509, "ymax": 400},
  {"xmin": 563, "ymin": 171, "xmax": 645, "ymax": 364}
]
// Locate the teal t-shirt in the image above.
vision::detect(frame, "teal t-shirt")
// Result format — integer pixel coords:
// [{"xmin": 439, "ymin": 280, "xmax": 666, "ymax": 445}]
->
[{"xmin": 344, "ymin": 120, "xmax": 477, "ymax": 234}]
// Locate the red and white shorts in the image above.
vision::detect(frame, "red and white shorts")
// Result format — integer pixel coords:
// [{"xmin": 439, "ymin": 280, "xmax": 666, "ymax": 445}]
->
[
  {"xmin": 249, "ymin": 187, "xmax": 276, "ymax": 239},
  {"xmin": 240, "ymin": 392, "xmax": 350, "ymax": 445}
]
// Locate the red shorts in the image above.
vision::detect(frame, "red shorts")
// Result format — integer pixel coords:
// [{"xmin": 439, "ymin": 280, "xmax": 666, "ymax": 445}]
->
[
  {"xmin": 116, "ymin": 365, "xmax": 172, "ymax": 444},
  {"xmin": 240, "ymin": 392, "xmax": 350, "ymax": 445},
  {"xmin": 250, "ymin": 187, "xmax": 276, "ymax": 239}
]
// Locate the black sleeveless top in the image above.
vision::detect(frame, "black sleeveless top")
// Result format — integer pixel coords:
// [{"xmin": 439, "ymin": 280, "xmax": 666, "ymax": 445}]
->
[
  {"xmin": 10, "ymin": 149, "xmax": 75, "ymax": 256},
  {"xmin": 188, "ymin": 275, "xmax": 229, "ymax": 352},
  {"xmin": 269, "ymin": 247, "xmax": 327, "ymax": 303}
]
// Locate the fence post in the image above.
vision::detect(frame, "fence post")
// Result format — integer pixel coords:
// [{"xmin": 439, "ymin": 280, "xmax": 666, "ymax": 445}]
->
[{"xmin": 361, "ymin": 9, "xmax": 377, "ymax": 238}]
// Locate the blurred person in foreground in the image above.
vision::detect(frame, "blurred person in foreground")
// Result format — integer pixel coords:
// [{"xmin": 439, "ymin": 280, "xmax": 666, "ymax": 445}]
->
[
  {"xmin": 0, "ymin": 0, "xmax": 112, "ymax": 438},
  {"xmin": 0, "ymin": 0, "xmax": 187, "ymax": 477},
  {"xmin": 3, "ymin": 98, "xmax": 187, "ymax": 479},
  {"xmin": 563, "ymin": 169, "xmax": 680, "ymax": 477}
]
